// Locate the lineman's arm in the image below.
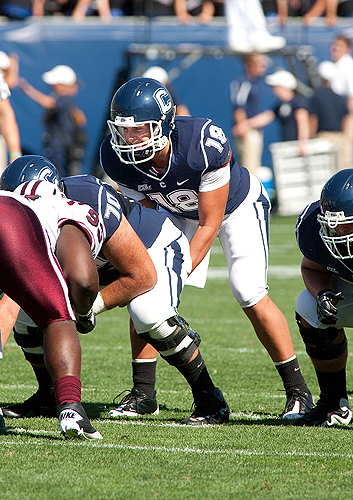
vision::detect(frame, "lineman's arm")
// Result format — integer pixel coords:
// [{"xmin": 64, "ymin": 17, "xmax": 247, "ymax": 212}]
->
[
  {"xmin": 301, "ymin": 256, "xmax": 333, "ymax": 298},
  {"xmin": 189, "ymin": 182, "xmax": 229, "ymax": 273},
  {"xmin": 56, "ymin": 224, "xmax": 99, "ymax": 316},
  {"xmin": 99, "ymin": 215, "xmax": 157, "ymax": 309}
]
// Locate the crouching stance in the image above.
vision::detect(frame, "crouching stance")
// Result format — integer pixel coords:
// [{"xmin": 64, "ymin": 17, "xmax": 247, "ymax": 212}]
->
[
  {"xmin": 294, "ymin": 169, "xmax": 353, "ymax": 426},
  {"xmin": 0, "ymin": 182, "xmax": 102, "ymax": 439},
  {"xmin": 0, "ymin": 176, "xmax": 157, "ymax": 438},
  {"xmin": 1, "ymin": 156, "xmax": 229, "ymax": 426}
]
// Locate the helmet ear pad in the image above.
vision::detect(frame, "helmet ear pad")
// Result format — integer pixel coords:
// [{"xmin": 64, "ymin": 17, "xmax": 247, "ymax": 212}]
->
[
  {"xmin": 108, "ymin": 77, "xmax": 175, "ymax": 165},
  {"xmin": 1, "ymin": 155, "xmax": 63, "ymax": 193}
]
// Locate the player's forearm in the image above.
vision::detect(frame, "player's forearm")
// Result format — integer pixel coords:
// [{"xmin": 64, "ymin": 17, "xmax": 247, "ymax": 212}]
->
[
  {"xmin": 301, "ymin": 262, "xmax": 332, "ymax": 298},
  {"xmin": 97, "ymin": 275, "xmax": 155, "ymax": 309},
  {"xmin": 189, "ymin": 225, "xmax": 219, "ymax": 273}
]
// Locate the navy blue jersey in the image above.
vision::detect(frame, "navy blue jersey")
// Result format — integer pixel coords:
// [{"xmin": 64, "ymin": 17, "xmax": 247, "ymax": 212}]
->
[
  {"xmin": 273, "ymin": 96, "xmax": 308, "ymax": 142},
  {"xmin": 230, "ymin": 74, "xmax": 263, "ymax": 120},
  {"xmin": 63, "ymin": 174, "xmax": 176, "ymax": 249},
  {"xmin": 100, "ymin": 115, "xmax": 250, "ymax": 220},
  {"xmin": 63, "ymin": 174, "xmax": 182, "ymax": 286},
  {"xmin": 309, "ymin": 87, "xmax": 348, "ymax": 132},
  {"xmin": 296, "ymin": 200, "xmax": 353, "ymax": 284}
]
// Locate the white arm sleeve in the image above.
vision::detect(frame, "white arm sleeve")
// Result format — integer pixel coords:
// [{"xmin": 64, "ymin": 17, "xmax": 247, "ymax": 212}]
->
[
  {"xmin": 199, "ymin": 165, "xmax": 231, "ymax": 193},
  {"xmin": 118, "ymin": 185, "xmax": 147, "ymax": 202}
]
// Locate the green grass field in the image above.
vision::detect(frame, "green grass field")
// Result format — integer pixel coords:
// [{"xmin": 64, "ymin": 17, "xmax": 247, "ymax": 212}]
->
[{"xmin": 1, "ymin": 215, "xmax": 353, "ymax": 500}]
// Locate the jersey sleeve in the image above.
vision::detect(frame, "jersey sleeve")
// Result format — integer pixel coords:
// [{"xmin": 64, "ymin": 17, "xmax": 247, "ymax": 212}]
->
[
  {"xmin": 295, "ymin": 201, "xmax": 323, "ymax": 262},
  {"xmin": 58, "ymin": 198, "xmax": 105, "ymax": 258},
  {"xmin": 118, "ymin": 184, "xmax": 147, "ymax": 202},
  {"xmin": 199, "ymin": 164, "xmax": 230, "ymax": 192},
  {"xmin": 200, "ymin": 119, "xmax": 233, "ymax": 174}
]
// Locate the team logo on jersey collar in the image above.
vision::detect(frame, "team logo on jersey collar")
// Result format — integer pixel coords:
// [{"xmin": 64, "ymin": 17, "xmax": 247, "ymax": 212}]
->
[
  {"xmin": 138, "ymin": 183, "xmax": 152, "ymax": 192},
  {"xmin": 153, "ymin": 88, "xmax": 172, "ymax": 115}
]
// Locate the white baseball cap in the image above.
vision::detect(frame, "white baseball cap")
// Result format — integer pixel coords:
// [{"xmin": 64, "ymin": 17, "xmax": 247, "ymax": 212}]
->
[
  {"xmin": 0, "ymin": 51, "xmax": 11, "ymax": 70},
  {"xmin": 318, "ymin": 60, "xmax": 337, "ymax": 82},
  {"xmin": 142, "ymin": 66, "xmax": 169, "ymax": 85},
  {"xmin": 265, "ymin": 70, "xmax": 297, "ymax": 90},
  {"xmin": 42, "ymin": 65, "xmax": 77, "ymax": 86}
]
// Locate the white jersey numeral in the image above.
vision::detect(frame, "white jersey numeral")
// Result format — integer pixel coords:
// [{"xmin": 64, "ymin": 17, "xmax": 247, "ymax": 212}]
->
[
  {"xmin": 205, "ymin": 125, "xmax": 227, "ymax": 153},
  {"xmin": 149, "ymin": 189, "xmax": 198, "ymax": 213},
  {"xmin": 104, "ymin": 191, "xmax": 122, "ymax": 222}
]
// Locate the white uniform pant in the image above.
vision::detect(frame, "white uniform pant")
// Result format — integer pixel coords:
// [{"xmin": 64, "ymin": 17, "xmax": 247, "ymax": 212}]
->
[
  {"xmin": 128, "ymin": 230, "xmax": 192, "ymax": 333},
  {"xmin": 165, "ymin": 173, "xmax": 271, "ymax": 308},
  {"xmin": 297, "ymin": 278, "xmax": 353, "ymax": 330}
]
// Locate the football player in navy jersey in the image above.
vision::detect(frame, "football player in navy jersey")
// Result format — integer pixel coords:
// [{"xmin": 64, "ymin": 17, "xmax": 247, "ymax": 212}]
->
[
  {"xmin": 100, "ymin": 77, "xmax": 314, "ymax": 419},
  {"xmin": 0, "ymin": 155, "xmax": 229, "ymax": 426},
  {"xmin": 293, "ymin": 169, "xmax": 353, "ymax": 426}
]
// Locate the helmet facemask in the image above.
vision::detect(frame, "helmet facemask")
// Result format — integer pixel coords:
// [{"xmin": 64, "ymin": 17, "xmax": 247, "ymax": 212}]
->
[
  {"xmin": 318, "ymin": 210, "xmax": 353, "ymax": 260},
  {"xmin": 107, "ymin": 116, "xmax": 169, "ymax": 165}
]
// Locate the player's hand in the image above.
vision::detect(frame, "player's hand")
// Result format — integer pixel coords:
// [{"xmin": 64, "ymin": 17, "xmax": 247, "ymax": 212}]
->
[
  {"xmin": 76, "ymin": 308, "xmax": 96, "ymax": 334},
  {"xmin": 316, "ymin": 289, "xmax": 344, "ymax": 325}
]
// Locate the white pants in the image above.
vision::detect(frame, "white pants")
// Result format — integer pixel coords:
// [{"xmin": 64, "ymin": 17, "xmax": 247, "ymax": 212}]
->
[
  {"xmin": 164, "ymin": 174, "xmax": 271, "ymax": 308},
  {"xmin": 297, "ymin": 278, "xmax": 353, "ymax": 330},
  {"xmin": 128, "ymin": 230, "xmax": 192, "ymax": 333},
  {"xmin": 225, "ymin": 0, "xmax": 270, "ymax": 47}
]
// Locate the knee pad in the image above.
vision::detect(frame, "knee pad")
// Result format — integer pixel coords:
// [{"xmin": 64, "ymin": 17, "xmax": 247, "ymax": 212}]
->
[
  {"xmin": 139, "ymin": 314, "xmax": 201, "ymax": 366},
  {"xmin": 13, "ymin": 326, "xmax": 44, "ymax": 364},
  {"xmin": 296, "ymin": 312, "xmax": 347, "ymax": 360}
]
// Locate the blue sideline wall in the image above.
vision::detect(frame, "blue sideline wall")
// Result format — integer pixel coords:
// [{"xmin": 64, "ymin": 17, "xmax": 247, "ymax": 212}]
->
[{"xmin": 0, "ymin": 18, "xmax": 351, "ymax": 175}]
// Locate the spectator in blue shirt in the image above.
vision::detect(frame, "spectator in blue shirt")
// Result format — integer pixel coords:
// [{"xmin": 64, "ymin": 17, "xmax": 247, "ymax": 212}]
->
[
  {"xmin": 234, "ymin": 69, "xmax": 310, "ymax": 156},
  {"xmin": 309, "ymin": 60, "xmax": 350, "ymax": 171},
  {"xmin": 230, "ymin": 52, "xmax": 268, "ymax": 175}
]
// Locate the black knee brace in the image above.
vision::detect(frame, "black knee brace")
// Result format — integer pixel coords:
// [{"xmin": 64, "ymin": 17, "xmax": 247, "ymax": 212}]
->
[
  {"xmin": 13, "ymin": 326, "xmax": 44, "ymax": 364},
  {"xmin": 296, "ymin": 312, "xmax": 347, "ymax": 360},
  {"xmin": 139, "ymin": 314, "xmax": 201, "ymax": 366}
]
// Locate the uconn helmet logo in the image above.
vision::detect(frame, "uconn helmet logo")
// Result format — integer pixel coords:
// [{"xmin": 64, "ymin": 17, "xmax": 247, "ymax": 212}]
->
[
  {"xmin": 37, "ymin": 167, "xmax": 60, "ymax": 187},
  {"xmin": 153, "ymin": 88, "xmax": 172, "ymax": 115}
]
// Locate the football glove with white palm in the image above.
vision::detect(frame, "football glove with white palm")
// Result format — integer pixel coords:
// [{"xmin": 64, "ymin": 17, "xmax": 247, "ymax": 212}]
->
[{"xmin": 316, "ymin": 289, "xmax": 344, "ymax": 326}]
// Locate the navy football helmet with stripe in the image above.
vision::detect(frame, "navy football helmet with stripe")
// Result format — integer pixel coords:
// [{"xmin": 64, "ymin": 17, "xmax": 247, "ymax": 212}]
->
[
  {"xmin": 108, "ymin": 77, "xmax": 176, "ymax": 165},
  {"xmin": 0, "ymin": 155, "xmax": 63, "ymax": 192},
  {"xmin": 318, "ymin": 169, "xmax": 353, "ymax": 260}
]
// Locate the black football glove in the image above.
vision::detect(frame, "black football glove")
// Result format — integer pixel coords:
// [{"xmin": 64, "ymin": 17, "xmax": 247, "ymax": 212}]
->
[
  {"xmin": 316, "ymin": 289, "xmax": 344, "ymax": 325},
  {"xmin": 76, "ymin": 308, "xmax": 96, "ymax": 334}
]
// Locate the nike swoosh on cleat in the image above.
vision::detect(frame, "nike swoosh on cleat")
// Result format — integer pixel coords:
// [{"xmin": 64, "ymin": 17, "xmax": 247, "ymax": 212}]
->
[{"xmin": 176, "ymin": 179, "xmax": 189, "ymax": 186}]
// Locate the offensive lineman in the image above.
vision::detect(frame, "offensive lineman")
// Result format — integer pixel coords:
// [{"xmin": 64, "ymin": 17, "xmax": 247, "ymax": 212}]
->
[
  {"xmin": 294, "ymin": 169, "xmax": 353, "ymax": 426},
  {"xmin": 100, "ymin": 77, "xmax": 313, "ymax": 419},
  {"xmin": 1, "ymin": 155, "xmax": 229, "ymax": 426}
]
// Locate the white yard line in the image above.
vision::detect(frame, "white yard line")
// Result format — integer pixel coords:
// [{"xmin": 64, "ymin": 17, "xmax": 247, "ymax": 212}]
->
[
  {"xmin": 0, "ymin": 433, "xmax": 352, "ymax": 459},
  {"xmin": 207, "ymin": 266, "xmax": 301, "ymax": 279}
]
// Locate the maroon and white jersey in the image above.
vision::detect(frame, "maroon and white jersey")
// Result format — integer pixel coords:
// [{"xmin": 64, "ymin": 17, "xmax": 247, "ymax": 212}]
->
[
  {"xmin": 0, "ymin": 181, "xmax": 104, "ymax": 333},
  {"xmin": 4, "ymin": 180, "xmax": 104, "ymax": 258}
]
